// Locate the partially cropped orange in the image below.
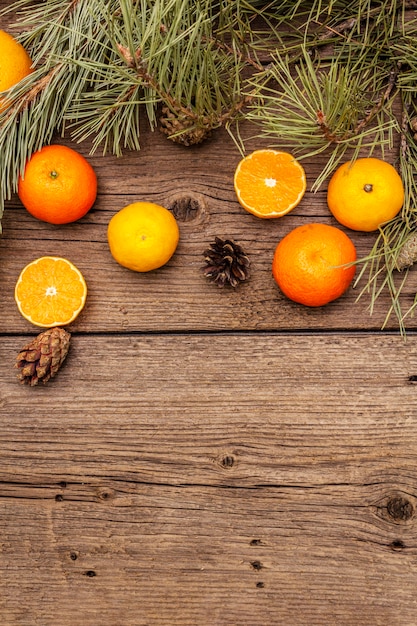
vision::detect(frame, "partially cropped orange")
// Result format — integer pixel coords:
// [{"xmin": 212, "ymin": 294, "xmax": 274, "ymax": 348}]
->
[
  {"xmin": 107, "ymin": 201, "xmax": 180, "ymax": 272},
  {"xmin": 234, "ymin": 149, "xmax": 306, "ymax": 218},
  {"xmin": 15, "ymin": 256, "xmax": 87, "ymax": 327},
  {"xmin": 272, "ymin": 223, "xmax": 357, "ymax": 307},
  {"xmin": 327, "ymin": 157, "xmax": 404, "ymax": 232},
  {"xmin": 18, "ymin": 145, "xmax": 97, "ymax": 224},
  {"xmin": 0, "ymin": 29, "xmax": 33, "ymax": 106}
]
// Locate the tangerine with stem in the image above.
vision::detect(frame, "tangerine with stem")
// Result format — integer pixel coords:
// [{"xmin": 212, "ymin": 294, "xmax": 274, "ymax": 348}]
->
[
  {"xmin": 272, "ymin": 223, "xmax": 357, "ymax": 307},
  {"xmin": 327, "ymin": 157, "xmax": 404, "ymax": 232},
  {"xmin": 18, "ymin": 145, "xmax": 97, "ymax": 224}
]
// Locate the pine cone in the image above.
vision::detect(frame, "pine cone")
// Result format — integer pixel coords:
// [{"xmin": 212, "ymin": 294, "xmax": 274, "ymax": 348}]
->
[
  {"xmin": 396, "ymin": 232, "xmax": 417, "ymax": 270},
  {"xmin": 202, "ymin": 237, "xmax": 250, "ymax": 287},
  {"xmin": 159, "ymin": 105, "xmax": 212, "ymax": 146},
  {"xmin": 15, "ymin": 327, "xmax": 71, "ymax": 386}
]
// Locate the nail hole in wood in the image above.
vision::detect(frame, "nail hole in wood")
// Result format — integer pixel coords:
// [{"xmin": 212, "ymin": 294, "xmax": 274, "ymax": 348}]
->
[
  {"xmin": 221, "ymin": 455, "xmax": 235, "ymax": 468},
  {"xmin": 408, "ymin": 375, "xmax": 417, "ymax": 383},
  {"xmin": 251, "ymin": 560, "xmax": 263, "ymax": 571},
  {"xmin": 256, "ymin": 581, "xmax": 265, "ymax": 588},
  {"xmin": 390, "ymin": 539, "xmax": 405, "ymax": 551},
  {"xmin": 70, "ymin": 551, "xmax": 78, "ymax": 561},
  {"xmin": 59, "ymin": 481, "xmax": 67, "ymax": 488},
  {"xmin": 55, "ymin": 494, "xmax": 63, "ymax": 502},
  {"xmin": 84, "ymin": 570, "xmax": 96, "ymax": 577},
  {"xmin": 250, "ymin": 539, "xmax": 262, "ymax": 546}
]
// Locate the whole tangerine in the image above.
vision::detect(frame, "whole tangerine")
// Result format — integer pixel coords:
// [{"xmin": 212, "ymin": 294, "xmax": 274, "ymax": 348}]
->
[
  {"xmin": 107, "ymin": 201, "xmax": 180, "ymax": 272},
  {"xmin": 272, "ymin": 223, "xmax": 357, "ymax": 307},
  {"xmin": 327, "ymin": 157, "xmax": 404, "ymax": 232},
  {"xmin": 18, "ymin": 144, "xmax": 98, "ymax": 224},
  {"xmin": 0, "ymin": 30, "xmax": 33, "ymax": 107}
]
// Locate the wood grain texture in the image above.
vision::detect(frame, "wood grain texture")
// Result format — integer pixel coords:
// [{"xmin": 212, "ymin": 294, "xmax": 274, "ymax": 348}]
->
[
  {"xmin": 2, "ymin": 334, "xmax": 417, "ymax": 625},
  {"xmin": 3, "ymin": 125, "xmax": 416, "ymax": 333},
  {"xmin": 2, "ymin": 4, "xmax": 417, "ymax": 625}
]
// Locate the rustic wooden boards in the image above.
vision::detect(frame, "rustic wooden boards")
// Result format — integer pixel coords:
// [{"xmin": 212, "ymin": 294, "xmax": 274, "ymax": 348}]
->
[
  {"xmin": 2, "ymin": 3, "xmax": 417, "ymax": 625},
  {"xmin": 2, "ymin": 334, "xmax": 417, "ymax": 624},
  {"xmin": 2, "ymin": 123, "xmax": 417, "ymax": 333}
]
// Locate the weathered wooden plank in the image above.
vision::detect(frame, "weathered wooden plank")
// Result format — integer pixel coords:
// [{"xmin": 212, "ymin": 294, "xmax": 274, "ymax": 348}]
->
[
  {"xmin": 2, "ymin": 126, "xmax": 416, "ymax": 334},
  {"xmin": 2, "ymin": 333, "xmax": 417, "ymax": 485},
  {"xmin": 1, "ymin": 482, "xmax": 416, "ymax": 626},
  {"xmin": 1, "ymin": 334, "xmax": 417, "ymax": 625}
]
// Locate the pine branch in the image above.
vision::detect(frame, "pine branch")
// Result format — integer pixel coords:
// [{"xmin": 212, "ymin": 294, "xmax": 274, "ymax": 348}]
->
[
  {"xmin": 0, "ymin": 0, "xmax": 114, "ymax": 226},
  {"xmin": 245, "ymin": 46, "xmax": 398, "ymax": 189},
  {"xmin": 353, "ymin": 91, "xmax": 417, "ymax": 336},
  {"xmin": 62, "ymin": 0, "xmax": 263, "ymax": 152}
]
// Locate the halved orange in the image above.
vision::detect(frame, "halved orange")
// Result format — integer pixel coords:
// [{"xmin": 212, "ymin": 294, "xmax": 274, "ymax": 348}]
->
[
  {"xmin": 15, "ymin": 256, "xmax": 87, "ymax": 327},
  {"xmin": 234, "ymin": 149, "xmax": 307, "ymax": 218}
]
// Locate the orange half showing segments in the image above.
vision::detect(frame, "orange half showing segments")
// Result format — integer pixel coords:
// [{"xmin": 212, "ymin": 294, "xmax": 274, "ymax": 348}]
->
[
  {"xmin": 15, "ymin": 256, "xmax": 87, "ymax": 327},
  {"xmin": 234, "ymin": 149, "xmax": 307, "ymax": 218}
]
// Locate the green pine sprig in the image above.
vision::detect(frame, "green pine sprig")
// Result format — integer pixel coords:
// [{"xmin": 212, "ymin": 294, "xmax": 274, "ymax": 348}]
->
[{"xmin": 245, "ymin": 46, "xmax": 399, "ymax": 189}]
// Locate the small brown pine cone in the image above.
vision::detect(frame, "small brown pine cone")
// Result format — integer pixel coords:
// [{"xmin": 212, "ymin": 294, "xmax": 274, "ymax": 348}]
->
[
  {"xmin": 159, "ymin": 105, "xmax": 212, "ymax": 146},
  {"xmin": 202, "ymin": 237, "xmax": 250, "ymax": 287},
  {"xmin": 396, "ymin": 232, "xmax": 417, "ymax": 271},
  {"xmin": 15, "ymin": 327, "xmax": 71, "ymax": 386}
]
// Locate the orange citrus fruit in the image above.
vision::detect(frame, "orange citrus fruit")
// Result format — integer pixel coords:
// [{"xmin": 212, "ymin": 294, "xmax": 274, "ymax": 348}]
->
[
  {"xmin": 18, "ymin": 144, "xmax": 98, "ymax": 224},
  {"xmin": 272, "ymin": 223, "xmax": 357, "ymax": 307},
  {"xmin": 234, "ymin": 149, "xmax": 307, "ymax": 218},
  {"xmin": 0, "ymin": 29, "xmax": 33, "ymax": 105},
  {"xmin": 107, "ymin": 201, "xmax": 180, "ymax": 272},
  {"xmin": 15, "ymin": 256, "xmax": 87, "ymax": 327},
  {"xmin": 327, "ymin": 157, "xmax": 404, "ymax": 232}
]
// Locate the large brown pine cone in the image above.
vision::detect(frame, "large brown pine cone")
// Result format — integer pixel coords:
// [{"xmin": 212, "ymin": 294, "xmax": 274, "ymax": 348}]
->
[{"xmin": 15, "ymin": 327, "xmax": 71, "ymax": 386}]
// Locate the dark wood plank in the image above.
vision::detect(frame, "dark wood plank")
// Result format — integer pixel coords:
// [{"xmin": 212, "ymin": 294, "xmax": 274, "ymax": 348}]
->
[
  {"xmin": 1, "ymin": 334, "xmax": 417, "ymax": 624},
  {"xmin": 2, "ymin": 334, "xmax": 417, "ymax": 485},
  {"xmin": 1, "ymin": 483, "xmax": 416, "ymax": 626},
  {"xmin": 2, "ymin": 125, "xmax": 415, "ymax": 334}
]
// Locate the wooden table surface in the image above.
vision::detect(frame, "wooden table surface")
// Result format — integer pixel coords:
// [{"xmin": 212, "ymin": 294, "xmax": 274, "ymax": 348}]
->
[{"xmin": 2, "ymin": 5, "xmax": 417, "ymax": 626}]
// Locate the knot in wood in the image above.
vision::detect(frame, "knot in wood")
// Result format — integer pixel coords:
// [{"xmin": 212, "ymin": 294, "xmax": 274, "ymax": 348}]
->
[
  {"xmin": 387, "ymin": 496, "xmax": 414, "ymax": 521},
  {"xmin": 167, "ymin": 192, "xmax": 206, "ymax": 222},
  {"xmin": 97, "ymin": 487, "xmax": 114, "ymax": 501}
]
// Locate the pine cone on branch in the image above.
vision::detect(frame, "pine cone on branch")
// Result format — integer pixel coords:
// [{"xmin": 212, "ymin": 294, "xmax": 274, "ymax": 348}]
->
[
  {"xmin": 159, "ymin": 105, "xmax": 212, "ymax": 146},
  {"xmin": 202, "ymin": 237, "xmax": 250, "ymax": 288},
  {"xmin": 15, "ymin": 327, "xmax": 71, "ymax": 386},
  {"xmin": 396, "ymin": 232, "xmax": 417, "ymax": 270}
]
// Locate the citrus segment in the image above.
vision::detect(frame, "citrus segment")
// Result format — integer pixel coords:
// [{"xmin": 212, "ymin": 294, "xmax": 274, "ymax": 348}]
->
[
  {"xmin": 234, "ymin": 149, "xmax": 307, "ymax": 218},
  {"xmin": 272, "ymin": 223, "xmax": 356, "ymax": 307},
  {"xmin": 327, "ymin": 157, "xmax": 404, "ymax": 232},
  {"xmin": 15, "ymin": 256, "xmax": 87, "ymax": 327},
  {"xmin": 18, "ymin": 145, "xmax": 97, "ymax": 224},
  {"xmin": 107, "ymin": 201, "xmax": 180, "ymax": 272}
]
